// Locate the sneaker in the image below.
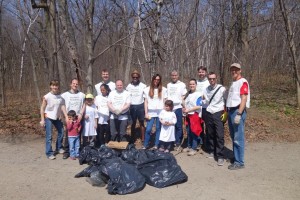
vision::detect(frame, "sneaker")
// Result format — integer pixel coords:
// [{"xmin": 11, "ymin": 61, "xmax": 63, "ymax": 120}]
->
[
  {"xmin": 48, "ymin": 155, "xmax": 56, "ymax": 160},
  {"xmin": 187, "ymin": 149, "xmax": 197, "ymax": 156},
  {"xmin": 206, "ymin": 153, "xmax": 214, "ymax": 159},
  {"xmin": 63, "ymin": 153, "xmax": 69, "ymax": 159},
  {"xmin": 159, "ymin": 147, "xmax": 165, "ymax": 152},
  {"xmin": 58, "ymin": 149, "xmax": 65, "ymax": 154},
  {"xmin": 164, "ymin": 149, "xmax": 170, "ymax": 153},
  {"xmin": 70, "ymin": 157, "xmax": 76, "ymax": 160},
  {"xmin": 217, "ymin": 158, "xmax": 224, "ymax": 166},
  {"xmin": 228, "ymin": 163, "xmax": 245, "ymax": 170},
  {"xmin": 152, "ymin": 146, "xmax": 158, "ymax": 150},
  {"xmin": 182, "ymin": 147, "xmax": 191, "ymax": 153}
]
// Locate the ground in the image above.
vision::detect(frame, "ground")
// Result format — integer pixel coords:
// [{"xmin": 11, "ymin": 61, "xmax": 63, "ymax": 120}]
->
[{"xmin": 0, "ymin": 92, "xmax": 300, "ymax": 200}]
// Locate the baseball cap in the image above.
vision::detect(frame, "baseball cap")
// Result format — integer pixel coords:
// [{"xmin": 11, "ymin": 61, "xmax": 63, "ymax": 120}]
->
[
  {"xmin": 85, "ymin": 93, "xmax": 94, "ymax": 99},
  {"xmin": 230, "ymin": 63, "xmax": 241, "ymax": 69}
]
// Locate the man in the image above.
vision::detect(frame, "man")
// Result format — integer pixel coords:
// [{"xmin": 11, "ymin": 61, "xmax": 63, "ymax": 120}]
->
[
  {"xmin": 108, "ymin": 80, "xmax": 131, "ymax": 142},
  {"xmin": 95, "ymin": 69, "xmax": 116, "ymax": 95},
  {"xmin": 166, "ymin": 70, "xmax": 187, "ymax": 149},
  {"xmin": 126, "ymin": 70, "xmax": 146, "ymax": 143},
  {"xmin": 196, "ymin": 66, "xmax": 210, "ymax": 148},
  {"xmin": 226, "ymin": 63, "xmax": 250, "ymax": 170},
  {"xmin": 203, "ymin": 72, "xmax": 226, "ymax": 166},
  {"xmin": 61, "ymin": 78, "xmax": 85, "ymax": 159}
]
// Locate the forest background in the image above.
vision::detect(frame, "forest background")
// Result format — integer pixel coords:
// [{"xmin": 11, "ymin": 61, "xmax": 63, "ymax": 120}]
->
[{"xmin": 0, "ymin": 0, "xmax": 299, "ymax": 142}]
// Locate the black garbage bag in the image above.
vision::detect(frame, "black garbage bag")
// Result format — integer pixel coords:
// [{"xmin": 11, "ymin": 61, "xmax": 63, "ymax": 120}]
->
[
  {"xmin": 101, "ymin": 158, "xmax": 146, "ymax": 195},
  {"xmin": 137, "ymin": 151, "xmax": 188, "ymax": 188},
  {"xmin": 74, "ymin": 165, "xmax": 99, "ymax": 178},
  {"xmin": 86, "ymin": 171, "xmax": 107, "ymax": 187},
  {"xmin": 78, "ymin": 145, "xmax": 119, "ymax": 165}
]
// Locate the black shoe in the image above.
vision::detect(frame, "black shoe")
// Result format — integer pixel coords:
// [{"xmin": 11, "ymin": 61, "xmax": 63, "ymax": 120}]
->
[
  {"xmin": 228, "ymin": 163, "xmax": 245, "ymax": 170},
  {"xmin": 63, "ymin": 154, "xmax": 69, "ymax": 159}
]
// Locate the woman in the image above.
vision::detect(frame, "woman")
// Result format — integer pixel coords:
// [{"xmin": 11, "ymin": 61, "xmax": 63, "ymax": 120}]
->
[
  {"xmin": 182, "ymin": 79, "xmax": 203, "ymax": 156},
  {"xmin": 143, "ymin": 74, "xmax": 167, "ymax": 149},
  {"xmin": 40, "ymin": 80, "xmax": 67, "ymax": 160}
]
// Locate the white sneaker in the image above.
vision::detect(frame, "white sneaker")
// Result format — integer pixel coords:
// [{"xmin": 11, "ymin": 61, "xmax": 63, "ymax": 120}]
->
[
  {"xmin": 48, "ymin": 155, "xmax": 56, "ymax": 160},
  {"xmin": 187, "ymin": 149, "xmax": 197, "ymax": 156},
  {"xmin": 182, "ymin": 147, "xmax": 191, "ymax": 153},
  {"xmin": 217, "ymin": 158, "xmax": 224, "ymax": 166},
  {"xmin": 58, "ymin": 149, "xmax": 65, "ymax": 154}
]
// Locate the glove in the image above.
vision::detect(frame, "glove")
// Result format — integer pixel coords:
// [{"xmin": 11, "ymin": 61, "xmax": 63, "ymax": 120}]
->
[
  {"xmin": 234, "ymin": 114, "xmax": 241, "ymax": 125},
  {"xmin": 220, "ymin": 111, "xmax": 228, "ymax": 123}
]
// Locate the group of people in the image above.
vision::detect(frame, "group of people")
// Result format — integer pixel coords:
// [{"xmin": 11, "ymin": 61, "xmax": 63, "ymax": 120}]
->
[{"xmin": 40, "ymin": 63, "xmax": 250, "ymax": 170}]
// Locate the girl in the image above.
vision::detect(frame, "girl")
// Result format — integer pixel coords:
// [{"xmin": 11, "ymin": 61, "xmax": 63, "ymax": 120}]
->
[
  {"xmin": 95, "ymin": 84, "xmax": 111, "ymax": 147},
  {"xmin": 82, "ymin": 94, "xmax": 98, "ymax": 147},
  {"xmin": 182, "ymin": 79, "xmax": 203, "ymax": 156},
  {"xmin": 158, "ymin": 100, "xmax": 177, "ymax": 152},
  {"xmin": 143, "ymin": 74, "xmax": 167, "ymax": 149},
  {"xmin": 40, "ymin": 80, "xmax": 67, "ymax": 160}
]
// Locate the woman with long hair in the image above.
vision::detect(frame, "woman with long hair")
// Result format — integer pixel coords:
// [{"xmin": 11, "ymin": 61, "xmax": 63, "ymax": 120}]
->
[{"xmin": 143, "ymin": 74, "xmax": 167, "ymax": 149}]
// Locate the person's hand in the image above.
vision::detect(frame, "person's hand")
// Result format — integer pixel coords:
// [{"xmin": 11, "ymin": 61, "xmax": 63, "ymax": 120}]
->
[
  {"xmin": 85, "ymin": 114, "xmax": 89, "ymax": 119},
  {"xmin": 114, "ymin": 109, "xmax": 121, "ymax": 115},
  {"xmin": 39, "ymin": 120, "xmax": 45, "ymax": 127},
  {"xmin": 234, "ymin": 114, "xmax": 241, "ymax": 124},
  {"xmin": 77, "ymin": 114, "xmax": 82, "ymax": 121}
]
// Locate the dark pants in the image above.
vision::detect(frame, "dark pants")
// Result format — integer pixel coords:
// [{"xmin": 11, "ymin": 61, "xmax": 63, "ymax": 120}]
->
[
  {"xmin": 159, "ymin": 141, "xmax": 172, "ymax": 150},
  {"xmin": 130, "ymin": 104, "xmax": 145, "ymax": 141},
  {"xmin": 96, "ymin": 123, "xmax": 111, "ymax": 147},
  {"xmin": 110, "ymin": 118, "xmax": 128, "ymax": 142},
  {"xmin": 199, "ymin": 108, "xmax": 208, "ymax": 149},
  {"xmin": 206, "ymin": 110, "xmax": 224, "ymax": 159}
]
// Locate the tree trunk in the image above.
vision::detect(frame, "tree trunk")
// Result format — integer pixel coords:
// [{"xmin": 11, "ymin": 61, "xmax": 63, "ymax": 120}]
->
[{"xmin": 0, "ymin": 0, "xmax": 6, "ymax": 107}]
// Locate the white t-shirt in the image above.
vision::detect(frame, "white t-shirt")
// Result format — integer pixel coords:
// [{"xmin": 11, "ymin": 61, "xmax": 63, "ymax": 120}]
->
[
  {"xmin": 196, "ymin": 78, "xmax": 210, "ymax": 108},
  {"xmin": 159, "ymin": 110, "xmax": 177, "ymax": 142},
  {"xmin": 126, "ymin": 82, "xmax": 146, "ymax": 105},
  {"xmin": 94, "ymin": 95, "xmax": 109, "ymax": 124},
  {"xmin": 167, "ymin": 81, "xmax": 187, "ymax": 110},
  {"xmin": 44, "ymin": 92, "xmax": 65, "ymax": 120},
  {"xmin": 83, "ymin": 104, "xmax": 98, "ymax": 136},
  {"xmin": 61, "ymin": 91, "xmax": 85, "ymax": 114},
  {"xmin": 184, "ymin": 91, "xmax": 202, "ymax": 116},
  {"xmin": 226, "ymin": 78, "xmax": 250, "ymax": 108},
  {"xmin": 108, "ymin": 90, "xmax": 131, "ymax": 120},
  {"xmin": 143, "ymin": 86, "xmax": 167, "ymax": 117},
  {"xmin": 95, "ymin": 81, "xmax": 116, "ymax": 96},
  {"xmin": 203, "ymin": 84, "xmax": 226, "ymax": 114}
]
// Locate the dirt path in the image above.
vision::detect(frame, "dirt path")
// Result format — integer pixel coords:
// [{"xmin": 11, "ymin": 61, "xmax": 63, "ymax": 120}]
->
[{"xmin": 0, "ymin": 135, "xmax": 299, "ymax": 200}]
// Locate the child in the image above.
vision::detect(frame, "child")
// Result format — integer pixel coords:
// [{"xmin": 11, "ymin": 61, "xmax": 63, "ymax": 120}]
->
[
  {"xmin": 158, "ymin": 100, "xmax": 177, "ymax": 153},
  {"xmin": 66, "ymin": 110, "xmax": 81, "ymax": 160},
  {"xmin": 82, "ymin": 94, "xmax": 99, "ymax": 147},
  {"xmin": 95, "ymin": 84, "xmax": 111, "ymax": 147}
]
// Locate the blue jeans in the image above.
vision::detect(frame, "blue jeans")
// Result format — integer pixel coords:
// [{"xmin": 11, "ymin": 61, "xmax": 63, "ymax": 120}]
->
[
  {"xmin": 174, "ymin": 108, "xmax": 183, "ymax": 145},
  {"xmin": 186, "ymin": 126, "xmax": 198, "ymax": 150},
  {"xmin": 68, "ymin": 136, "xmax": 80, "ymax": 158},
  {"xmin": 45, "ymin": 118, "xmax": 64, "ymax": 157},
  {"xmin": 144, "ymin": 117, "xmax": 161, "ymax": 147},
  {"xmin": 228, "ymin": 109, "xmax": 247, "ymax": 166}
]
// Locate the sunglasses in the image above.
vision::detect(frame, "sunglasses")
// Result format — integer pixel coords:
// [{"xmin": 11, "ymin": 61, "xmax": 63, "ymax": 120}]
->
[
  {"xmin": 208, "ymin": 78, "xmax": 216, "ymax": 80},
  {"xmin": 132, "ymin": 76, "xmax": 139, "ymax": 79}
]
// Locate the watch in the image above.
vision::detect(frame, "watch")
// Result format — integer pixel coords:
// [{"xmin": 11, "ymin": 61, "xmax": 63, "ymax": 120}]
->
[{"xmin": 237, "ymin": 112, "xmax": 242, "ymax": 116}]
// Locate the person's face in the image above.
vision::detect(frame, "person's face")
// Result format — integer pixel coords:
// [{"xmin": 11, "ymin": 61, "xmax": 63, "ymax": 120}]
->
[
  {"xmin": 102, "ymin": 71, "xmax": 109, "ymax": 82},
  {"xmin": 68, "ymin": 116, "xmax": 75, "ymax": 121},
  {"xmin": 198, "ymin": 69, "xmax": 207, "ymax": 80},
  {"xmin": 171, "ymin": 72, "xmax": 179, "ymax": 83},
  {"xmin": 70, "ymin": 80, "xmax": 79, "ymax": 91},
  {"xmin": 208, "ymin": 74, "xmax": 217, "ymax": 86},
  {"xmin": 50, "ymin": 84, "xmax": 59, "ymax": 94},
  {"xmin": 165, "ymin": 105, "xmax": 171, "ymax": 111},
  {"xmin": 153, "ymin": 76, "xmax": 161, "ymax": 87},
  {"xmin": 85, "ymin": 98, "xmax": 93, "ymax": 106},
  {"xmin": 189, "ymin": 80, "xmax": 197, "ymax": 91},
  {"xmin": 116, "ymin": 80, "xmax": 123, "ymax": 92},
  {"xmin": 132, "ymin": 74, "xmax": 139, "ymax": 84},
  {"xmin": 230, "ymin": 67, "xmax": 241, "ymax": 80},
  {"xmin": 100, "ymin": 86, "xmax": 108, "ymax": 96}
]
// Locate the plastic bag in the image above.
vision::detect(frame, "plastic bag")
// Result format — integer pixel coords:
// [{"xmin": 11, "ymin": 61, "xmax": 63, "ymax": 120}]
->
[
  {"xmin": 74, "ymin": 165, "xmax": 99, "ymax": 178},
  {"xmin": 86, "ymin": 171, "xmax": 107, "ymax": 187}
]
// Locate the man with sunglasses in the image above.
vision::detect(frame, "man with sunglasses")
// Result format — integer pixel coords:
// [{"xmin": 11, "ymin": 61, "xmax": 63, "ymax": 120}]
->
[
  {"xmin": 126, "ymin": 70, "xmax": 146, "ymax": 143},
  {"xmin": 203, "ymin": 72, "xmax": 226, "ymax": 166},
  {"xmin": 226, "ymin": 63, "xmax": 250, "ymax": 170}
]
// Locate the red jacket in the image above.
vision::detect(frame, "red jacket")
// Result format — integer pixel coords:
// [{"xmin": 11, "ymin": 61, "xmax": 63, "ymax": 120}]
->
[{"xmin": 67, "ymin": 120, "xmax": 81, "ymax": 137}]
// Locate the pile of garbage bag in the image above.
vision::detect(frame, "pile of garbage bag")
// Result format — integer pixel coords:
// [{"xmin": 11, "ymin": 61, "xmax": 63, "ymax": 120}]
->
[{"xmin": 75, "ymin": 145, "xmax": 188, "ymax": 195}]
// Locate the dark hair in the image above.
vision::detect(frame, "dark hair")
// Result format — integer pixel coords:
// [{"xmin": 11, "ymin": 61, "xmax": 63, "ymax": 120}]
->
[
  {"xmin": 208, "ymin": 72, "xmax": 216, "ymax": 76},
  {"xmin": 197, "ymin": 66, "xmax": 207, "ymax": 72},
  {"xmin": 50, "ymin": 80, "xmax": 59, "ymax": 86},
  {"xmin": 67, "ymin": 110, "xmax": 77, "ymax": 117},
  {"xmin": 100, "ymin": 84, "xmax": 111, "ymax": 96},
  {"xmin": 165, "ymin": 100, "xmax": 174, "ymax": 110},
  {"xmin": 102, "ymin": 69, "xmax": 109, "ymax": 73},
  {"xmin": 184, "ymin": 79, "xmax": 197, "ymax": 100},
  {"xmin": 149, "ymin": 74, "xmax": 162, "ymax": 99}
]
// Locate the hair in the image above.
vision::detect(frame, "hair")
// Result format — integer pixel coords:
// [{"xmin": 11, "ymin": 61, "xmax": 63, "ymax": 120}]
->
[
  {"xmin": 50, "ymin": 80, "xmax": 59, "ymax": 86},
  {"xmin": 208, "ymin": 72, "xmax": 216, "ymax": 76},
  {"xmin": 197, "ymin": 66, "xmax": 207, "ymax": 72},
  {"xmin": 164, "ymin": 100, "xmax": 174, "ymax": 110},
  {"xmin": 101, "ymin": 69, "xmax": 109, "ymax": 73},
  {"xmin": 171, "ymin": 69, "xmax": 179, "ymax": 75},
  {"xmin": 149, "ymin": 74, "xmax": 162, "ymax": 99},
  {"xmin": 184, "ymin": 78, "xmax": 197, "ymax": 100},
  {"xmin": 100, "ymin": 84, "xmax": 111, "ymax": 96},
  {"xmin": 67, "ymin": 110, "xmax": 77, "ymax": 117}
]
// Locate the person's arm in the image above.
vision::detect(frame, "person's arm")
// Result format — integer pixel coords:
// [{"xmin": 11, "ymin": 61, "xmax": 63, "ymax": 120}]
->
[
  {"xmin": 238, "ymin": 95, "xmax": 247, "ymax": 114},
  {"xmin": 40, "ymin": 97, "xmax": 47, "ymax": 126},
  {"xmin": 78, "ymin": 103, "xmax": 86, "ymax": 121}
]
